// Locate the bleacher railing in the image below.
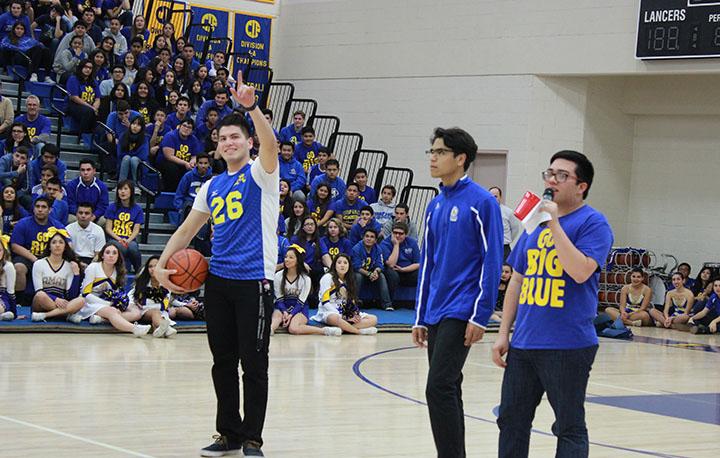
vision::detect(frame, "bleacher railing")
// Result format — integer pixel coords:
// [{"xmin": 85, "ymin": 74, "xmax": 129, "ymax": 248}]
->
[
  {"xmin": 281, "ymin": 98, "xmax": 317, "ymax": 130},
  {"xmin": 400, "ymin": 185, "xmax": 439, "ymax": 242},
  {"xmin": 49, "ymin": 84, "xmax": 70, "ymax": 148},
  {"xmin": 138, "ymin": 161, "xmax": 163, "ymax": 244},
  {"xmin": 327, "ymin": 131, "xmax": 363, "ymax": 182},
  {"xmin": 267, "ymin": 83, "xmax": 294, "ymax": 130},
  {"xmin": 349, "ymin": 149, "xmax": 388, "ymax": 191},
  {"xmin": 374, "ymin": 166, "xmax": 414, "ymax": 198},
  {"xmin": 307, "ymin": 115, "xmax": 340, "ymax": 147}
]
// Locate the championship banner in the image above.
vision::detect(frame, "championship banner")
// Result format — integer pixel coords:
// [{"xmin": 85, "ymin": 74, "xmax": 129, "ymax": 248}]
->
[
  {"xmin": 144, "ymin": 0, "xmax": 190, "ymax": 46},
  {"xmin": 232, "ymin": 12, "xmax": 272, "ymax": 105},
  {"xmin": 188, "ymin": 5, "xmax": 231, "ymax": 62}
]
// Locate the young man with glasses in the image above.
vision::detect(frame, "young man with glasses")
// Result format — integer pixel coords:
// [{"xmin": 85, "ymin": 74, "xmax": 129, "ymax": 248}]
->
[
  {"xmin": 413, "ymin": 127, "xmax": 504, "ymax": 458},
  {"xmin": 380, "ymin": 221, "xmax": 420, "ymax": 305},
  {"xmin": 492, "ymin": 150, "xmax": 613, "ymax": 458}
]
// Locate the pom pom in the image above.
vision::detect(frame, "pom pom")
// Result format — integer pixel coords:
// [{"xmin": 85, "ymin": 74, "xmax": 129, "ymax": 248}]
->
[{"xmin": 101, "ymin": 289, "xmax": 129, "ymax": 312}]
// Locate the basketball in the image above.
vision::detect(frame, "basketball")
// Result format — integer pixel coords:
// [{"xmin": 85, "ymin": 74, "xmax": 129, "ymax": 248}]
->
[{"xmin": 167, "ymin": 249, "xmax": 209, "ymax": 291}]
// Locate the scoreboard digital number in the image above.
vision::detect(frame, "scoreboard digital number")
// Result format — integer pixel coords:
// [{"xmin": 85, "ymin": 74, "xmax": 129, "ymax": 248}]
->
[{"xmin": 636, "ymin": 0, "xmax": 720, "ymax": 59}]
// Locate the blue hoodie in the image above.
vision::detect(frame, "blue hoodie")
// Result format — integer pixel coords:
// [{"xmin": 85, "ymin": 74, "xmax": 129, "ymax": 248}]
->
[
  {"xmin": 173, "ymin": 166, "xmax": 213, "ymax": 211},
  {"xmin": 279, "ymin": 156, "xmax": 306, "ymax": 192},
  {"xmin": 351, "ymin": 240, "xmax": 384, "ymax": 272},
  {"xmin": 29, "ymin": 157, "xmax": 68, "ymax": 188},
  {"xmin": 0, "ymin": 154, "xmax": 29, "ymax": 192},
  {"xmin": 65, "ymin": 176, "xmax": 110, "ymax": 219},
  {"xmin": 414, "ymin": 176, "xmax": 504, "ymax": 329}
]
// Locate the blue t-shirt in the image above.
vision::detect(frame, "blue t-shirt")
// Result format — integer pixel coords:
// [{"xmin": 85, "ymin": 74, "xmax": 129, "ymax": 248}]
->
[
  {"xmin": 145, "ymin": 123, "xmax": 171, "ymax": 147},
  {"xmin": 508, "ymin": 205, "xmax": 613, "ymax": 350},
  {"xmin": 349, "ymin": 218, "xmax": 382, "ymax": 245},
  {"xmin": 14, "ymin": 114, "xmax": 51, "ymax": 142},
  {"xmin": 357, "ymin": 185, "xmax": 377, "ymax": 204},
  {"xmin": 379, "ymin": 237, "xmax": 420, "ymax": 268},
  {"xmin": 319, "ymin": 236, "xmax": 352, "ymax": 261},
  {"xmin": 104, "ymin": 203, "xmax": 144, "ymax": 239},
  {"xmin": 294, "ymin": 141, "xmax": 323, "ymax": 174},
  {"xmin": 10, "ymin": 216, "xmax": 66, "ymax": 257},
  {"xmin": 159, "ymin": 130, "xmax": 202, "ymax": 163},
  {"xmin": 704, "ymin": 293, "xmax": 720, "ymax": 316},
  {"xmin": 278, "ymin": 235, "xmax": 290, "ymax": 264},
  {"xmin": 2, "ymin": 205, "xmax": 29, "ymax": 234},
  {"xmin": 310, "ymin": 174, "xmax": 346, "ymax": 201},
  {"xmin": 289, "ymin": 236, "xmax": 321, "ymax": 270},
  {"xmin": 331, "ymin": 198, "xmax": 364, "ymax": 227},
  {"xmin": 66, "ymin": 75, "xmax": 99, "ymax": 104},
  {"xmin": 351, "ymin": 241, "xmax": 384, "ymax": 272},
  {"xmin": 193, "ymin": 160, "xmax": 280, "ymax": 280}
]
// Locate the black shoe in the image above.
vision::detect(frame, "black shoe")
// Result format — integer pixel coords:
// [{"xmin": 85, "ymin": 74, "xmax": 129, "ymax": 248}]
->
[
  {"xmin": 384, "ymin": 304, "xmax": 394, "ymax": 311},
  {"xmin": 242, "ymin": 441, "xmax": 264, "ymax": 457},
  {"xmin": 200, "ymin": 435, "xmax": 241, "ymax": 457}
]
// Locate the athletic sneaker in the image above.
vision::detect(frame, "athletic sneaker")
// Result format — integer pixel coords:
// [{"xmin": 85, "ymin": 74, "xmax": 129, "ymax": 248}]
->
[
  {"xmin": 67, "ymin": 314, "xmax": 82, "ymax": 324},
  {"xmin": 29, "ymin": 73, "xmax": 38, "ymax": 82},
  {"xmin": 323, "ymin": 326, "xmax": 342, "ymax": 336},
  {"xmin": 384, "ymin": 304, "xmax": 395, "ymax": 311},
  {"xmin": 153, "ymin": 318, "xmax": 170, "ymax": 338},
  {"xmin": 631, "ymin": 320, "xmax": 642, "ymax": 327},
  {"xmin": 164, "ymin": 326, "xmax": 178, "ymax": 338},
  {"xmin": 242, "ymin": 441, "xmax": 264, "ymax": 457},
  {"xmin": 31, "ymin": 312, "xmax": 47, "ymax": 321},
  {"xmin": 691, "ymin": 324, "xmax": 708, "ymax": 335},
  {"xmin": 132, "ymin": 324, "xmax": 151, "ymax": 337},
  {"xmin": 0, "ymin": 311, "xmax": 14, "ymax": 321},
  {"xmin": 89, "ymin": 315, "xmax": 104, "ymax": 325},
  {"xmin": 200, "ymin": 435, "xmax": 241, "ymax": 457},
  {"xmin": 359, "ymin": 326, "xmax": 378, "ymax": 335}
]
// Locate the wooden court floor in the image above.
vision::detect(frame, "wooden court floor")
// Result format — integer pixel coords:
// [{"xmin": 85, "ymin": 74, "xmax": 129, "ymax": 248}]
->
[{"xmin": 1, "ymin": 328, "xmax": 719, "ymax": 457}]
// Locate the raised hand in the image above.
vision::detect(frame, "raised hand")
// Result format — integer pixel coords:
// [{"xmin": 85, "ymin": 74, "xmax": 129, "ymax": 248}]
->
[{"xmin": 229, "ymin": 70, "xmax": 256, "ymax": 109}]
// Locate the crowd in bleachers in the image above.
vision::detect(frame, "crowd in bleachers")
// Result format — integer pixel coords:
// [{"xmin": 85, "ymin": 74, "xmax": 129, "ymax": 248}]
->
[{"xmin": 0, "ymin": 0, "xmax": 428, "ymax": 336}]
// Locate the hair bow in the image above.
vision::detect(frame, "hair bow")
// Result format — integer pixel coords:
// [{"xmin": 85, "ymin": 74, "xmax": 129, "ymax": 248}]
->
[
  {"xmin": 289, "ymin": 244, "xmax": 306, "ymax": 254},
  {"xmin": 45, "ymin": 227, "xmax": 70, "ymax": 240},
  {"xmin": 0, "ymin": 234, "xmax": 9, "ymax": 250}
]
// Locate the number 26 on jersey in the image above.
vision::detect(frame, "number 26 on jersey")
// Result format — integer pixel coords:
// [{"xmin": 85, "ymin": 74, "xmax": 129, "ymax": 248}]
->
[{"xmin": 211, "ymin": 191, "xmax": 244, "ymax": 225}]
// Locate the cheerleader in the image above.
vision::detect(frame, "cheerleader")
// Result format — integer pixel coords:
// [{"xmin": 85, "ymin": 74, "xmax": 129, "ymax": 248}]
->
[
  {"xmin": 650, "ymin": 271, "xmax": 694, "ymax": 330},
  {"xmin": 311, "ymin": 253, "xmax": 378, "ymax": 335},
  {"xmin": 270, "ymin": 246, "xmax": 341, "ymax": 336},
  {"xmin": 77, "ymin": 243, "xmax": 151, "ymax": 337},
  {"xmin": 0, "ymin": 238, "xmax": 17, "ymax": 321},
  {"xmin": 30, "ymin": 230, "xmax": 85, "ymax": 322},
  {"xmin": 124, "ymin": 255, "xmax": 177, "ymax": 338},
  {"xmin": 604, "ymin": 267, "xmax": 653, "ymax": 327}
]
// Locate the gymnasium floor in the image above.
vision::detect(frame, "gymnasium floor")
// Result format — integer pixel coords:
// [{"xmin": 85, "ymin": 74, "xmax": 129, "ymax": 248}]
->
[{"xmin": 1, "ymin": 328, "xmax": 718, "ymax": 457}]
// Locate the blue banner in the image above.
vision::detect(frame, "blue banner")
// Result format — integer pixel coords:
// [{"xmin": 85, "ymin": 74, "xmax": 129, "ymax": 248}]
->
[
  {"xmin": 188, "ymin": 5, "xmax": 231, "ymax": 64},
  {"xmin": 232, "ymin": 12, "xmax": 272, "ymax": 106}
]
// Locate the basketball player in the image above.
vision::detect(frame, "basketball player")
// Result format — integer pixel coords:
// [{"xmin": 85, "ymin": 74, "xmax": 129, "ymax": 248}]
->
[
  {"xmin": 155, "ymin": 72, "xmax": 278, "ymax": 458},
  {"xmin": 492, "ymin": 150, "xmax": 613, "ymax": 457},
  {"xmin": 412, "ymin": 127, "xmax": 504, "ymax": 458}
]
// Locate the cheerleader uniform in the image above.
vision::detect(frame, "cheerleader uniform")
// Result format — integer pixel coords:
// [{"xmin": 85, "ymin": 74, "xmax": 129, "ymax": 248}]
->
[
  {"xmin": 128, "ymin": 282, "xmax": 173, "ymax": 321},
  {"xmin": 311, "ymin": 273, "xmax": 368, "ymax": 324},
  {"xmin": 273, "ymin": 270, "xmax": 311, "ymax": 318},
  {"xmin": 670, "ymin": 296, "xmax": 688, "ymax": 316},
  {"xmin": 0, "ymin": 261, "xmax": 17, "ymax": 319},
  {"xmin": 77, "ymin": 262, "xmax": 122, "ymax": 319},
  {"xmin": 625, "ymin": 291, "xmax": 644, "ymax": 314},
  {"xmin": 32, "ymin": 258, "xmax": 81, "ymax": 302}
]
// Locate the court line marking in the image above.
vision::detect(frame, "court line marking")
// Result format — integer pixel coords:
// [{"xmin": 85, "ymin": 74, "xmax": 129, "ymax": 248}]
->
[
  {"xmin": 352, "ymin": 346, "xmax": 689, "ymax": 458},
  {"xmin": 0, "ymin": 415, "xmax": 155, "ymax": 457}
]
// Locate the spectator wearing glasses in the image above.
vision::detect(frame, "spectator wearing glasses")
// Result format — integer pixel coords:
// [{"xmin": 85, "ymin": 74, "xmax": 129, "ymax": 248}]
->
[{"xmin": 380, "ymin": 221, "xmax": 420, "ymax": 304}]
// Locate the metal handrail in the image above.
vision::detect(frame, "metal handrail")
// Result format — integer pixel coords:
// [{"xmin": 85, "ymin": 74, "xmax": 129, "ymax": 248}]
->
[{"xmin": 138, "ymin": 160, "xmax": 162, "ymax": 244}]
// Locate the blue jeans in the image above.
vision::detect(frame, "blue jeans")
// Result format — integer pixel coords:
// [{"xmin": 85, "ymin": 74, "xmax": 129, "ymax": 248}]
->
[
  {"xmin": 118, "ymin": 155, "xmax": 142, "ymax": 183},
  {"xmin": 354, "ymin": 271, "xmax": 392, "ymax": 309},
  {"xmin": 497, "ymin": 345, "xmax": 598, "ymax": 458},
  {"xmin": 109, "ymin": 239, "xmax": 142, "ymax": 274}
]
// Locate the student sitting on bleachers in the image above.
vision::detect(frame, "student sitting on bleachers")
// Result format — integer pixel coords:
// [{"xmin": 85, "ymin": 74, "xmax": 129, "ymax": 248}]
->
[
  {"xmin": 271, "ymin": 245, "xmax": 340, "ymax": 336},
  {"xmin": 32, "ymin": 5, "xmax": 69, "ymax": 56},
  {"xmin": 121, "ymin": 16, "xmax": 149, "ymax": 53},
  {"xmin": 145, "ymin": 107, "xmax": 168, "ymax": 162},
  {"xmin": 165, "ymin": 95, "xmax": 191, "ymax": 131},
  {"xmin": 104, "ymin": 180, "xmax": 143, "ymax": 273},
  {"xmin": 125, "ymin": 255, "xmax": 177, "ymax": 338},
  {"xmin": 349, "ymin": 205, "xmax": 382, "ymax": 245},
  {"xmin": 1, "ymin": 122, "xmax": 31, "ymax": 155},
  {"xmin": 30, "ymin": 230, "xmax": 84, "ymax": 322},
  {"xmin": 650, "ymin": 271, "xmax": 694, "ymax": 330},
  {"xmin": 380, "ymin": 221, "xmax": 419, "ymax": 305},
  {"xmin": 0, "ymin": 1, "xmax": 31, "ymax": 40},
  {"xmin": 1, "ymin": 185, "xmax": 29, "ymax": 235},
  {"xmin": 0, "ymin": 146, "xmax": 31, "ymax": 208},
  {"xmin": 0, "ymin": 240, "xmax": 17, "ymax": 321},
  {"xmin": 10, "ymin": 197, "xmax": 65, "ymax": 300},
  {"xmin": 91, "ymin": 44, "xmax": 112, "ymax": 84},
  {"xmin": 0, "ymin": 21, "xmax": 54, "ymax": 83},
  {"xmin": 55, "ymin": 20, "xmax": 95, "ymax": 59},
  {"xmin": 309, "ymin": 158, "xmax": 345, "ymax": 202},
  {"xmin": 307, "ymin": 147, "xmax": 329, "ymax": 189},
  {"xmin": 117, "ymin": 114, "xmax": 148, "ymax": 183},
  {"xmin": 371, "ymin": 185, "xmax": 397, "ymax": 228},
  {"xmin": 194, "ymin": 106, "xmax": 218, "ymax": 143},
  {"xmin": 130, "ymin": 81, "xmax": 160, "ymax": 125},
  {"xmin": 65, "ymin": 58, "xmax": 100, "ymax": 133},
  {"xmin": 351, "ymin": 168, "xmax": 377, "ymax": 204},
  {"xmin": 279, "ymin": 179, "xmax": 293, "ymax": 219},
  {"xmin": 195, "ymin": 89, "xmax": 233, "ymax": 126},
  {"xmin": 105, "ymin": 100, "xmax": 140, "ymax": 151},
  {"xmin": 66, "ymin": 202, "xmax": 106, "ymax": 267},
  {"xmin": 99, "ymin": 64, "xmax": 126, "ymax": 97},
  {"xmin": 103, "ymin": 17, "xmax": 127, "ymax": 56},
  {"xmin": 279, "ymin": 141, "xmax": 306, "ymax": 202},
  {"xmin": 285, "ymin": 200, "xmax": 308, "ymax": 239},
  {"xmin": 604, "ymin": 267, "xmax": 653, "ymax": 327},
  {"xmin": 312, "ymin": 253, "xmax": 378, "ymax": 335},
  {"xmin": 158, "ymin": 118, "xmax": 202, "ymax": 191},
  {"xmin": 320, "ymin": 217, "xmax": 352, "ymax": 270},
  {"xmin": 66, "ymin": 159, "xmax": 109, "ymax": 225},
  {"xmin": 14, "ymin": 95, "xmax": 52, "ymax": 156},
  {"xmin": 290, "ymin": 217, "xmax": 324, "ymax": 292},
  {"xmin": 122, "ymin": 47, "xmax": 139, "ymax": 86},
  {"xmin": 278, "ymin": 109, "xmax": 305, "ymax": 146},
  {"xmin": 43, "ymin": 177, "xmax": 69, "ymax": 225},
  {"xmin": 307, "ymin": 183, "xmax": 334, "ymax": 228},
  {"xmin": 53, "ymin": 34, "xmax": 87, "ymax": 84},
  {"xmin": 381, "ymin": 203, "xmax": 418, "ymax": 240},
  {"xmin": 31, "ymin": 164, "xmax": 59, "ymax": 200},
  {"xmin": 98, "ymin": 82, "xmax": 130, "ymax": 123},
  {"xmin": 29, "ymin": 144, "xmax": 67, "ymax": 189},
  {"xmin": 333, "ymin": 182, "xmax": 364, "ymax": 231},
  {"xmin": 689, "ymin": 279, "xmax": 720, "ymax": 334},
  {"xmin": 174, "ymin": 153, "xmax": 213, "ymax": 221},
  {"xmin": 351, "ymin": 228, "xmax": 392, "ymax": 311},
  {"xmin": 294, "ymin": 126, "xmax": 323, "ymax": 175},
  {"xmin": 77, "ymin": 243, "xmax": 152, "ymax": 336}
]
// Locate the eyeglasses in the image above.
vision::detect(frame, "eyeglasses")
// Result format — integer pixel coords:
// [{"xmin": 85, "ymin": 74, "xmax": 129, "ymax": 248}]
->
[
  {"xmin": 541, "ymin": 169, "xmax": 578, "ymax": 184},
  {"xmin": 392, "ymin": 231, "xmax": 406, "ymax": 236},
  {"xmin": 425, "ymin": 148, "xmax": 454, "ymax": 157}
]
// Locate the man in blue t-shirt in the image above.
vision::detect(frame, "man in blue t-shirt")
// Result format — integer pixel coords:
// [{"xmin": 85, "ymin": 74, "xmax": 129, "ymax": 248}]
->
[
  {"xmin": 307, "ymin": 147, "xmax": 329, "ymax": 186},
  {"xmin": 412, "ymin": 128, "xmax": 504, "ymax": 458},
  {"xmin": 15, "ymin": 95, "xmax": 51, "ymax": 156},
  {"xmin": 10, "ymin": 196, "xmax": 66, "ymax": 297},
  {"xmin": 351, "ymin": 168, "xmax": 377, "ymax": 204},
  {"xmin": 493, "ymin": 150, "xmax": 613, "ymax": 458},
  {"xmin": 332, "ymin": 182, "xmax": 363, "ymax": 230},
  {"xmin": 28, "ymin": 144, "xmax": 67, "ymax": 188},
  {"xmin": 165, "ymin": 96, "xmax": 192, "ymax": 131},
  {"xmin": 349, "ymin": 205, "xmax": 382, "ymax": 245},
  {"xmin": 380, "ymin": 221, "xmax": 420, "ymax": 303},
  {"xmin": 293, "ymin": 126, "xmax": 323, "ymax": 174},
  {"xmin": 155, "ymin": 72, "xmax": 279, "ymax": 458},
  {"xmin": 278, "ymin": 109, "xmax": 305, "ymax": 145},
  {"xmin": 159, "ymin": 119, "xmax": 202, "ymax": 191},
  {"xmin": 309, "ymin": 158, "xmax": 345, "ymax": 202},
  {"xmin": 278, "ymin": 141, "xmax": 306, "ymax": 200},
  {"xmin": 351, "ymin": 228, "xmax": 392, "ymax": 310}
]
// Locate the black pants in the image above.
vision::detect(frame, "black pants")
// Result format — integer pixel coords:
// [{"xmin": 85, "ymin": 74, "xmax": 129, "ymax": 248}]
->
[
  {"xmin": 497, "ymin": 345, "xmax": 598, "ymax": 458},
  {"xmin": 1, "ymin": 46, "xmax": 50, "ymax": 74},
  {"xmin": 695, "ymin": 309, "xmax": 719, "ymax": 328},
  {"xmin": 503, "ymin": 244, "xmax": 511, "ymax": 261},
  {"xmin": 426, "ymin": 318, "xmax": 471, "ymax": 458},
  {"xmin": 66, "ymin": 101, "xmax": 97, "ymax": 133},
  {"xmin": 158, "ymin": 160, "xmax": 187, "ymax": 192},
  {"xmin": 204, "ymin": 274, "xmax": 273, "ymax": 445}
]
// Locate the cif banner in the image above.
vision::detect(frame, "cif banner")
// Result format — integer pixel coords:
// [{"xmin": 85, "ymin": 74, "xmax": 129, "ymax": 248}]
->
[
  {"xmin": 188, "ymin": 5, "xmax": 231, "ymax": 62},
  {"xmin": 144, "ymin": 0, "xmax": 190, "ymax": 47},
  {"xmin": 233, "ymin": 12, "xmax": 272, "ymax": 105}
]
